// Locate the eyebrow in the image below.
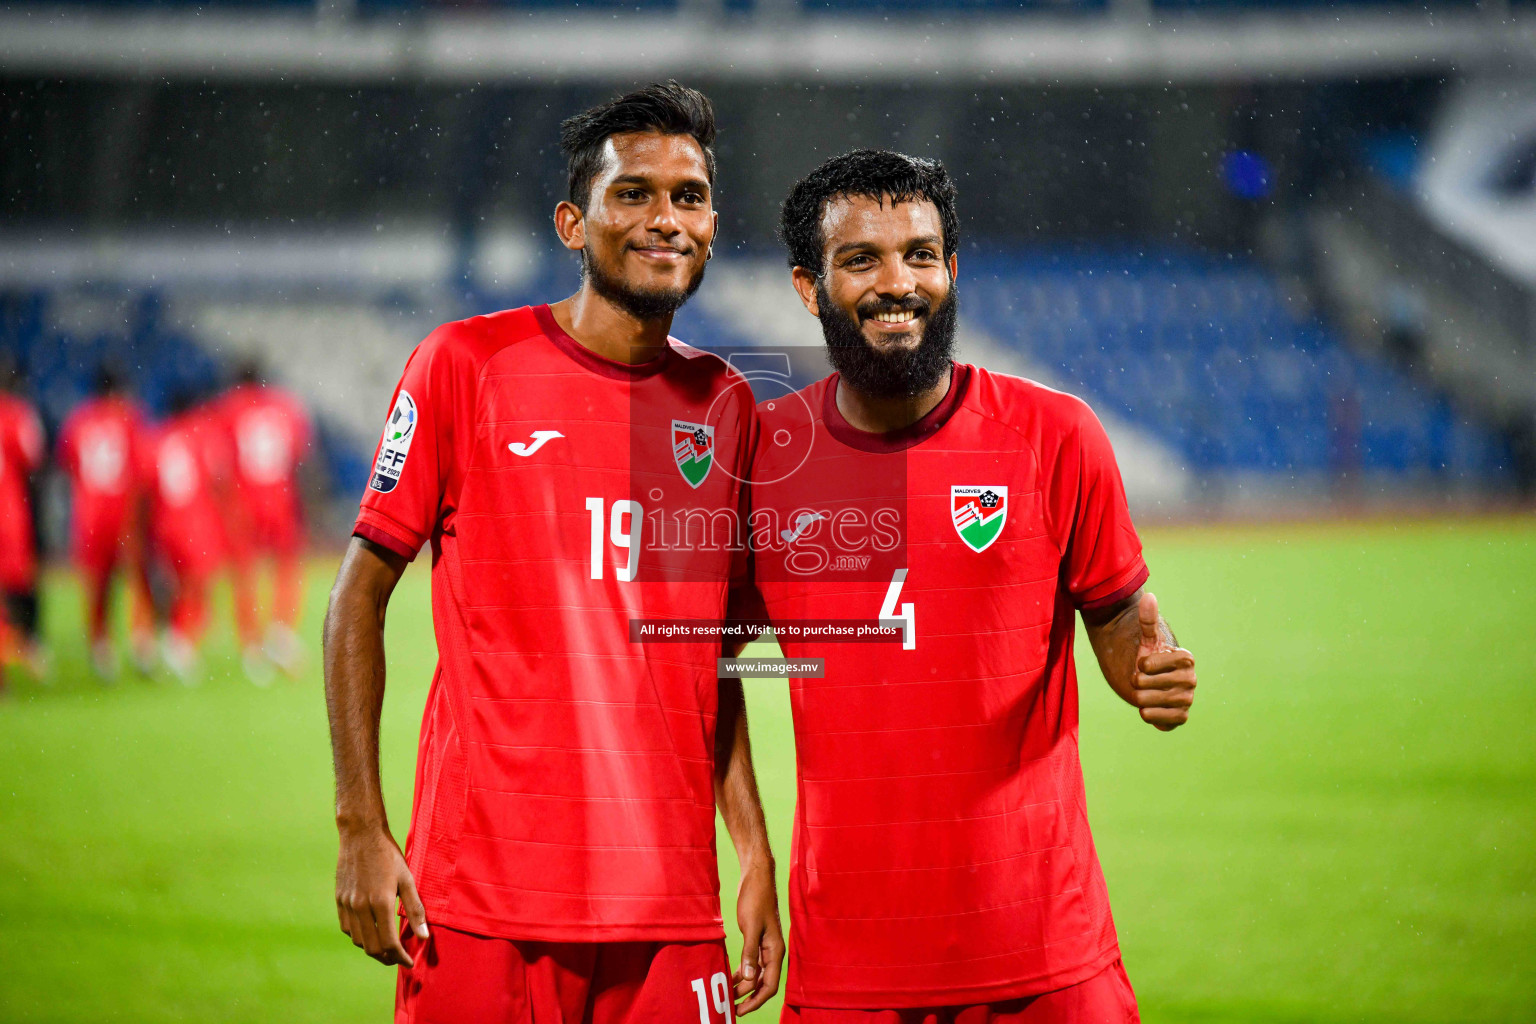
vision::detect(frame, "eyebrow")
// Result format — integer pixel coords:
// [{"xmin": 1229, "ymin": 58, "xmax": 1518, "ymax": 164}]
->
[
  {"xmin": 831, "ymin": 234, "xmax": 944, "ymax": 258},
  {"xmin": 609, "ymin": 174, "xmax": 711, "ymax": 193}
]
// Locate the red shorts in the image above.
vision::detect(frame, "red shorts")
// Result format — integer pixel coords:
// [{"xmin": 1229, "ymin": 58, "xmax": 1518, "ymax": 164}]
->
[
  {"xmin": 781, "ymin": 959, "xmax": 1138, "ymax": 1024},
  {"xmin": 230, "ymin": 489, "xmax": 303, "ymax": 560},
  {"xmin": 158, "ymin": 536, "xmax": 223, "ymax": 579},
  {"xmin": 250, "ymin": 508, "xmax": 302, "ymax": 557},
  {"xmin": 72, "ymin": 502, "xmax": 131, "ymax": 570},
  {"xmin": 396, "ymin": 925, "xmax": 735, "ymax": 1024}
]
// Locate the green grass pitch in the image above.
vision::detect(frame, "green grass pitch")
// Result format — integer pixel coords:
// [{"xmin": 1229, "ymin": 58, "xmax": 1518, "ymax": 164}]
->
[{"xmin": 0, "ymin": 518, "xmax": 1532, "ymax": 1022}]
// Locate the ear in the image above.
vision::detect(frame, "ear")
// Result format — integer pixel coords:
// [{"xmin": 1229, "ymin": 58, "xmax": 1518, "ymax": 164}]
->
[
  {"xmin": 707, "ymin": 209, "xmax": 719, "ymax": 260},
  {"xmin": 790, "ymin": 266, "xmax": 821, "ymax": 317},
  {"xmin": 948, "ymin": 251, "xmax": 959, "ymax": 284},
  {"xmin": 554, "ymin": 200, "xmax": 585, "ymax": 253}
]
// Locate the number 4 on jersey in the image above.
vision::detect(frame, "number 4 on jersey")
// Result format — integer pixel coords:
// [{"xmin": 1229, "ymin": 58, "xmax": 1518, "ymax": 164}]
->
[{"xmin": 879, "ymin": 569, "xmax": 916, "ymax": 650}]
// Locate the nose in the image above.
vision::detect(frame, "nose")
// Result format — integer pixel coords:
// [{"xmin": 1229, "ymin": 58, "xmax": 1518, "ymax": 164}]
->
[
  {"xmin": 646, "ymin": 196, "xmax": 683, "ymax": 239},
  {"xmin": 872, "ymin": 256, "xmax": 917, "ymax": 301}
]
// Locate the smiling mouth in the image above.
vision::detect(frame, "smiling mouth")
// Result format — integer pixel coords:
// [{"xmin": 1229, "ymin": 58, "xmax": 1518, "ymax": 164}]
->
[{"xmin": 867, "ymin": 309, "xmax": 920, "ymax": 325}]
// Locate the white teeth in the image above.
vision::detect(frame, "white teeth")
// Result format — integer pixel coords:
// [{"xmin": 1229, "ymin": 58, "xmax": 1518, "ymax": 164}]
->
[{"xmin": 873, "ymin": 311, "xmax": 916, "ymax": 323}]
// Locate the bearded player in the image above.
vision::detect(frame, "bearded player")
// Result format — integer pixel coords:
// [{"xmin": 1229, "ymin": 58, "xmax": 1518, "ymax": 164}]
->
[
  {"xmin": 732, "ymin": 150, "xmax": 1198, "ymax": 1021},
  {"xmin": 324, "ymin": 82, "xmax": 783, "ymax": 1023}
]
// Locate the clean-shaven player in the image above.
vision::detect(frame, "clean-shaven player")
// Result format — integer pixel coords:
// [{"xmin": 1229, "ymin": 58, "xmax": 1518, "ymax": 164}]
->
[
  {"xmin": 324, "ymin": 83, "xmax": 783, "ymax": 1023},
  {"xmin": 733, "ymin": 150, "xmax": 1198, "ymax": 1022}
]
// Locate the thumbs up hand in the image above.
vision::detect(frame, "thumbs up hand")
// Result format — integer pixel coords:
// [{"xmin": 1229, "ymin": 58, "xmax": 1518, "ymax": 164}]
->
[{"xmin": 1130, "ymin": 592, "xmax": 1197, "ymax": 731}]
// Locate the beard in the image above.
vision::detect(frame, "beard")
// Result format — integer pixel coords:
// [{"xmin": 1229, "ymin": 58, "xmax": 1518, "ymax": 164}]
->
[
  {"xmin": 817, "ymin": 281, "xmax": 958, "ymax": 400},
  {"xmin": 583, "ymin": 244, "xmax": 707, "ymax": 322}
]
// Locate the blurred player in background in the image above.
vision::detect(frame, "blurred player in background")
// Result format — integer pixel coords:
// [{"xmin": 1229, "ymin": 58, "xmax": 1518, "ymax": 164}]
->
[
  {"xmin": 324, "ymin": 82, "xmax": 783, "ymax": 1023},
  {"xmin": 143, "ymin": 388, "xmax": 228, "ymax": 684},
  {"xmin": 216, "ymin": 360, "xmax": 313, "ymax": 682},
  {"xmin": 57, "ymin": 366, "xmax": 156, "ymax": 680},
  {"xmin": 0, "ymin": 356, "xmax": 46, "ymax": 685},
  {"xmin": 734, "ymin": 151, "xmax": 1199, "ymax": 1022}
]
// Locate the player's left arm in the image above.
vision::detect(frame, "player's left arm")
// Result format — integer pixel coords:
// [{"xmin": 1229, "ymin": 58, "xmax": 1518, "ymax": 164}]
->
[
  {"xmin": 714, "ymin": 655, "xmax": 784, "ymax": 1014},
  {"xmin": 1081, "ymin": 590, "xmax": 1197, "ymax": 731}
]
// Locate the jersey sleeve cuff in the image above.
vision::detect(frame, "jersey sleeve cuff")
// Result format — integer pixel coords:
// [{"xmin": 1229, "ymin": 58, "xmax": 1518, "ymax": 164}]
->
[
  {"xmin": 1075, "ymin": 561, "xmax": 1150, "ymax": 611},
  {"xmin": 352, "ymin": 519, "xmax": 421, "ymax": 562}
]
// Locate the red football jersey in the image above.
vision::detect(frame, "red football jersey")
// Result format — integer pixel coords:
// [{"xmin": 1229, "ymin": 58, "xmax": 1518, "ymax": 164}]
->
[
  {"xmin": 0, "ymin": 393, "xmax": 44, "ymax": 590},
  {"xmin": 143, "ymin": 411, "xmax": 227, "ymax": 573},
  {"xmin": 58, "ymin": 395, "xmax": 146, "ymax": 564},
  {"xmin": 216, "ymin": 382, "xmax": 312, "ymax": 555},
  {"xmin": 354, "ymin": 304, "xmax": 757, "ymax": 943},
  {"xmin": 735, "ymin": 363, "xmax": 1148, "ymax": 1008},
  {"xmin": 218, "ymin": 382, "xmax": 311, "ymax": 503}
]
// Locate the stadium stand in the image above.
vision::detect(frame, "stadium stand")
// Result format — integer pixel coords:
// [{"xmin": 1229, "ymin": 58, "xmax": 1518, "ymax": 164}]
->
[
  {"xmin": 0, "ymin": 289, "xmax": 220, "ymax": 429},
  {"xmin": 0, "ymin": 287, "xmax": 373, "ymax": 504},
  {"xmin": 688, "ymin": 248, "xmax": 1512, "ymax": 492},
  {"xmin": 1305, "ymin": 79, "xmax": 1536, "ymax": 492},
  {"xmin": 1, "ymin": 240, "xmax": 1513, "ymax": 544},
  {"xmin": 961, "ymin": 249, "xmax": 1513, "ymax": 484},
  {"xmin": 680, "ymin": 247, "xmax": 1512, "ymax": 503}
]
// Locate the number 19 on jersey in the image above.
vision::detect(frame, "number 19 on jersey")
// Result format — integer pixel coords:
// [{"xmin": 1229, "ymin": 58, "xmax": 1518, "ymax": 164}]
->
[{"xmin": 586, "ymin": 497, "xmax": 642, "ymax": 582}]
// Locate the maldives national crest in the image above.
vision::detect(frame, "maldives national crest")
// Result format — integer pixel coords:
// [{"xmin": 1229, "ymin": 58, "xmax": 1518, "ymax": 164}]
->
[
  {"xmin": 672, "ymin": 419, "xmax": 715, "ymax": 488},
  {"xmin": 951, "ymin": 485, "xmax": 1008, "ymax": 552}
]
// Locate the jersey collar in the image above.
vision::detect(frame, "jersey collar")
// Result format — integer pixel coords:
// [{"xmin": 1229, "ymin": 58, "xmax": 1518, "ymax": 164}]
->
[
  {"xmin": 534, "ymin": 304, "xmax": 673, "ymax": 382},
  {"xmin": 822, "ymin": 362, "xmax": 971, "ymax": 454}
]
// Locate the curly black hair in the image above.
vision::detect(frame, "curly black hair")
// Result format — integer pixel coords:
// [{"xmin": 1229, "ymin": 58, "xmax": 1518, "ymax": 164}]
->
[
  {"xmin": 779, "ymin": 149, "xmax": 959, "ymax": 273},
  {"xmin": 559, "ymin": 81, "xmax": 718, "ymax": 212}
]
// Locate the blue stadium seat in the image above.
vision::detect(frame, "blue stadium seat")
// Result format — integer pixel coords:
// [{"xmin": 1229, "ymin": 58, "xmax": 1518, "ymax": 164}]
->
[{"xmin": 960, "ymin": 248, "xmax": 1512, "ymax": 482}]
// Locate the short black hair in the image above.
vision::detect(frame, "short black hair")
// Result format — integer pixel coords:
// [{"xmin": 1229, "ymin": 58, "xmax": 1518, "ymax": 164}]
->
[
  {"xmin": 779, "ymin": 149, "xmax": 959, "ymax": 273},
  {"xmin": 560, "ymin": 81, "xmax": 718, "ymax": 211}
]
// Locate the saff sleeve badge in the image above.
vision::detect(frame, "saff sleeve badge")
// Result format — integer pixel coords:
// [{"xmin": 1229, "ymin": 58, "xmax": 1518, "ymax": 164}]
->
[{"xmin": 369, "ymin": 390, "xmax": 417, "ymax": 493}]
